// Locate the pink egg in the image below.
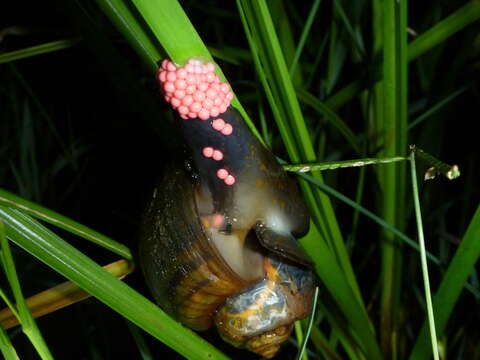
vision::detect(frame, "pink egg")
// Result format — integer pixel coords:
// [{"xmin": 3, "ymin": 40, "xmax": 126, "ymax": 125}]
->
[
  {"xmin": 161, "ymin": 59, "xmax": 169, "ymax": 69},
  {"xmin": 178, "ymin": 106, "xmax": 189, "ymax": 115},
  {"xmin": 186, "ymin": 74, "xmax": 196, "ymax": 85},
  {"xmin": 198, "ymin": 83, "xmax": 209, "ymax": 92},
  {"xmin": 219, "ymin": 104, "xmax": 228, "ymax": 114},
  {"xmin": 206, "ymin": 63, "xmax": 215, "ymax": 72},
  {"xmin": 171, "ymin": 98, "xmax": 181, "ymax": 108},
  {"xmin": 221, "ymin": 124, "xmax": 233, "ymax": 135},
  {"xmin": 167, "ymin": 62, "xmax": 176, "ymax": 72},
  {"xmin": 188, "ymin": 112, "xmax": 197, "ymax": 118},
  {"xmin": 210, "ymin": 107, "xmax": 219, "ymax": 118},
  {"xmin": 206, "ymin": 88, "xmax": 217, "ymax": 100},
  {"xmin": 212, "ymin": 118, "xmax": 225, "ymax": 131},
  {"xmin": 226, "ymin": 92, "xmax": 234, "ymax": 100},
  {"xmin": 212, "ymin": 213, "xmax": 224, "ymax": 228},
  {"xmin": 214, "ymin": 97, "xmax": 222, "ymax": 106},
  {"xmin": 175, "ymin": 79, "xmax": 187, "ymax": 90},
  {"xmin": 189, "ymin": 102, "xmax": 202, "ymax": 113},
  {"xmin": 220, "ymin": 83, "xmax": 230, "ymax": 93},
  {"xmin": 217, "ymin": 168, "xmax": 228, "ymax": 180},
  {"xmin": 185, "ymin": 64, "xmax": 194, "ymax": 73},
  {"xmin": 176, "ymin": 69, "xmax": 187, "ymax": 79},
  {"xmin": 182, "ymin": 95, "xmax": 193, "ymax": 106},
  {"xmin": 166, "ymin": 72, "xmax": 176, "ymax": 82},
  {"xmin": 180, "ymin": 114, "xmax": 188, "ymax": 119},
  {"xmin": 186, "ymin": 85, "xmax": 196, "ymax": 94},
  {"xmin": 159, "ymin": 70, "xmax": 166, "ymax": 82},
  {"xmin": 212, "ymin": 150, "xmax": 223, "ymax": 161},
  {"xmin": 174, "ymin": 89, "xmax": 185, "ymax": 99},
  {"xmin": 206, "ymin": 73, "xmax": 215, "ymax": 83},
  {"xmin": 224, "ymin": 175, "xmax": 235, "ymax": 185},
  {"xmin": 193, "ymin": 91, "xmax": 206, "ymax": 102},
  {"xmin": 163, "ymin": 82, "xmax": 175, "ymax": 93},
  {"xmin": 202, "ymin": 147, "xmax": 214, "ymax": 157},
  {"xmin": 202, "ymin": 98, "xmax": 213, "ymax": 109},
  {"xmin": 198, "ymin": 109, "xmax": 210, "ymax": 120}
]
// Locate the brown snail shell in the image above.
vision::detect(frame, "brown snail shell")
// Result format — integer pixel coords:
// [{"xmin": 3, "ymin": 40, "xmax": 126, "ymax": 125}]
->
[
  {"xmin": 139, "ymin": 158, "xmax": 315, "ymax": 357},
  {"xmin": 140, "ymin": 59, "xmax": 314, "ymax": 358}
]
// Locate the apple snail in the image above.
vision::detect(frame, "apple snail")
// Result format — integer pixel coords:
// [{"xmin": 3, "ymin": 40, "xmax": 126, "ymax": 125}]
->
[{"xmin": 139, "ymin": 59, "xmax": 315, "ymax": 358}]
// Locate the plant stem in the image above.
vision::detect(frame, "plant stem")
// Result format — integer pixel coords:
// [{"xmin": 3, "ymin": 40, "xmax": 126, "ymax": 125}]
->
[{"xmin": 409, "ymin": 152, "xmax": 440, "ymax": 360}]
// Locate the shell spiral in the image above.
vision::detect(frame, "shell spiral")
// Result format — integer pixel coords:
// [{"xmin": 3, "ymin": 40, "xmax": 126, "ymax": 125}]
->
[{"xmin": 139, "ymin": 59, "xmax": 315, "ymax": 358}]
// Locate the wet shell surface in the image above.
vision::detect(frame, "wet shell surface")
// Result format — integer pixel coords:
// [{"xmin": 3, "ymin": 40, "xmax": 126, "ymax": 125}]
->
[{"xmin": 139, "ymin": 58, "xmax": 315, "ymax": 358}]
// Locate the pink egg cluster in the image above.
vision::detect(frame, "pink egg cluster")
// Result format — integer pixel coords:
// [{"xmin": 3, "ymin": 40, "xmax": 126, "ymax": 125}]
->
[
  {"xmin": 216, "ymin": 168, "xmax": 235, "ymax": 186},
  {"xmin": 158, "ymin": 58, "xmax": 237, "ymax": 186},
  {"xmin": 211, "ymin": 118, "xmax": 233, "ymax": 135},
  {"xmin": 202, "ymin": 147, "xmax": 223, "ymax": 161},
  {"xmin": 158, "ymin": 59, "xmax": 234, "ymax": 120}
]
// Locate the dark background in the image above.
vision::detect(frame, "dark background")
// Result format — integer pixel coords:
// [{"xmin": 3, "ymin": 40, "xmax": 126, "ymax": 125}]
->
[{"xmin": 1, "ymin": 0, "xmax": 479, "ymax": 359}]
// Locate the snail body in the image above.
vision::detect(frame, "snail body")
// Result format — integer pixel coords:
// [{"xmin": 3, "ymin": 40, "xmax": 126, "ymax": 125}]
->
[{"xmin": 139, "ymin": 59, "xmax": 314, "ymax": 358}]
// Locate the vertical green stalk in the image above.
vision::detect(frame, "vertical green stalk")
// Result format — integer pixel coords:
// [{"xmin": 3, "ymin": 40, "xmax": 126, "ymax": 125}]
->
[
  {"xmin": 0, "ymin": 325, "xmax": 19, "ymax": 360},
  {"xmin": 378, "ymin": 0, "xmax": 408, "ymax": 357},
  {"xmin": 0, "ymin": 221, "xmax": 53, "ymax": 360},
  {"xmin": 409, "ymin": 205, "xmax": 480, "ymax": 359},
  {"xmin": 409, "ymin": 152, "xmax": 439, "ymax": 360}
]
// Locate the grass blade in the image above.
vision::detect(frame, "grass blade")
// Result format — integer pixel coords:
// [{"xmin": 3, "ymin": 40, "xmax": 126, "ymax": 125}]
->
[
  {"xmin": 409, "ymin": 152, "xmax": 440, "ymax": 360},
  {"xmin": 0, "ymin": 325, "xmax": 19, "ymax": 360},
  {"xmin": 0, "ymin": 189, "xmax": 132, "ymax": 260},
  {"xmin": 296, "ymin": 287, "xmax": 319, "ymax": 360},
  {"xmin": 0, "ymin": 221, "xmax": 53, "ymax": 359},
  {"xmin": 0, "ymin": 38, "xmax": 80, "ymax": 64},
  {"xmin": 378, "ymin": 0, "xmax": 408, "ymax": 354},
  {"xmin": 409, "ymin": 204, "xmax": 480, "ymax": 360},
  {"xmin": 0, "ymin": 259, "xmax": 133, "ymax": 330},
  {"xmin": 0, "ymin": 207, "xmax": 229, "ymax": 360},
  {"xmin": 325, "ymin": 1, "xmax": 480, "ymax": 110}
]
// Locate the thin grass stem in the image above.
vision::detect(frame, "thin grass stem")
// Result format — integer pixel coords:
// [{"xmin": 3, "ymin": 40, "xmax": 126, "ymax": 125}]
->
[{"xmin": 409, "ymin": 152, "xmax": 440, "ymax": 360}]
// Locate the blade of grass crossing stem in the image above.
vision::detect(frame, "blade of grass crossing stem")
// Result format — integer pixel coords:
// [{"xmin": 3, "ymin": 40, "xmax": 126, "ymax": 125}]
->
[
  {"xmin": 129, "ymin": 0, "xmax": 261, "ymax": 141},
  {"xmin": 325, "ymin": 1, "xmax": 480, "ymax": 110},
  {"xmin": 408, "ymin": 1, "xmax": 480, "ymax": 60},
  {"xmin": 299, "ymin": 225, "xmax": 382, "ymax": 359},
  {"xmin": 289, "ymin": 0, "xmax": 322, "ymax": 77},
  {"xmin": 0, "ymin": 208, "xmax": 229, "ymax": 360},
  {"xmin": 296, "ymin": 287, "xmax": 319, "ymax": 360},
  {"xmin": 0, "ymin": 325, "xmax": 19, "ymax": 360},
  {"xmin": 0, "ymin": 288, "xmax": 20, "ymax": 321},
  {"xmin": 94, "ymin": 0, "xmax": 160, "ymax": 72},
  {"xmin": 409, "ymin": 152, "xmax": 440, "ymax": 360},
  {"xmin": 294, "ymin": 322, "xmax": 307, "ymax": 360},
  {"xmin": 0, "ymin": 188, "xmax": 132, "ymax": 260},
  {"xmin": 126, "ymin": 320, "xmax": 154, "ymax": 360},
  {"xmin": 409, "ymin": 205, "xmax": 480, "ymax": 360},
  {"xmin": 0, "ymin": 259, "xmax": 133, "ymax": 330},
  {"xmin": 379, "ymin": 0, "xmax": 408, "ymax": 355},
  {"xmin": 296, "ymin": 88, "xmax": 360, "ymax": 154},
  {"xmin": 408, "ymin": 85, "xmax": 469, "ymax": 131},
  {"xmin": 269, "ymin": 0, "xmax": 304, "ymax": 86},
  {"xmin": 0, "ymin": 221, "xmax": 53, "ymax": 360},
  {"xmin": 237, "ymin": 0, "xmax": 366, "ymax": 309},
  {"xmin": 0, "ymin": 38, "xmax": 81, "ymax": 64}
]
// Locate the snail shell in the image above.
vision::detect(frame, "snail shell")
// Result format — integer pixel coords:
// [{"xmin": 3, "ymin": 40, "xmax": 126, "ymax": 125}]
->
[{"xmin": 139, "ymin": 59, "xmax": 315, "ymax": 358}]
